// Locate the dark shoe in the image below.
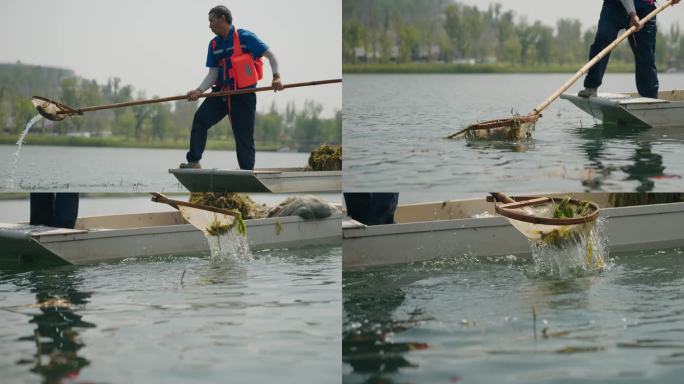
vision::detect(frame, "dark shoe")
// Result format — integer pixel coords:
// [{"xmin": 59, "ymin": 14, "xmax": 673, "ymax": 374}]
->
[
  {"xmin": 179, "ymin": 161, "xmax": 201, "ymax": 169},
  {"xmin": 578, "ymin": 88, "xmax": 597, "ymax": 98}
]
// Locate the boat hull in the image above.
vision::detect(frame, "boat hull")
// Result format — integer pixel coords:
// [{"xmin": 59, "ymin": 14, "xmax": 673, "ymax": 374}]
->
[
  {"xmin": 1, "ymin": 211, "xmax": 341, "ymax": 266},
  {"xmin": 561, "ymin": 90, "xmax": 684, "ymax": 128},
  {"xmin": 343, "ymin": 196, "xmax": 684, "ymax": 270},
  {"xmin": 169, "ymin": 167, "xmax": 342, "ymax": 193}
]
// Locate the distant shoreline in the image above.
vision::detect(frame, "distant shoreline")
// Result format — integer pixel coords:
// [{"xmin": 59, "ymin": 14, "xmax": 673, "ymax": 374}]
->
[
  {"xmin": 0, "ymin": 135, "xmax": 286, "ymax": 152},
  {"xmin": 343, "ymin": 62, "xmax": 638, "ymax": 74}
]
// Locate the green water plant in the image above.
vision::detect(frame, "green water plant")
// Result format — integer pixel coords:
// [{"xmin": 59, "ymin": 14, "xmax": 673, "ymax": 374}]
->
[
  {"xmin": 190, "ymin": 193, "xmax": 267, "ymax": 219},
  {"xmin": 205, "ymin": 212, "xmax": 247, "ymax": 237},
  {"xmin": 307, "ymin": 144, "xmax": 342, "ymax": 171},
  {"xmin": 552, "ymin": 196, "xmax": 594, "ymax": 219}
]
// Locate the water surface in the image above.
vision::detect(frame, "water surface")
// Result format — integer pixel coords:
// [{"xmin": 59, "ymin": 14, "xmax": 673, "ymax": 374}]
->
[
  {"xmin": 343, "ymin": 248, "xmax": 684, "ymax": 383},
  {"xmin": 0, "ymin": 145, "xmax": 308, "ymax": 192},
  {"xmin": 343, "ymin": 73, "xmax": 684, "ymax": 202},
  {"xmin": 1, "ymin": 246, "xmax": 341, "ymax": 383}
]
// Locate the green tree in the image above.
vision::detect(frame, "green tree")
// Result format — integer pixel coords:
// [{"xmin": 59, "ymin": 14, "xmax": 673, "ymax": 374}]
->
[
  {"xmin": 255, "ymin": 102, "xmax": 283, "ymax": 145},
  {"xmin": 556, "ymin": 19, "xmax": 583, "ymax": 64},
  {"xmin": 150, "ymin": 104, "xmax": 173, "ymax": 141},
  {"xmin": 130, "ymin": 91, "xmax": 154, "ymax": 140}
]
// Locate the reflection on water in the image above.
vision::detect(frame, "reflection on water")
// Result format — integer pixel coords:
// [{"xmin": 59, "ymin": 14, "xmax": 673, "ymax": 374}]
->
[
  {"xmin": 574, "ymin": 124, "xmax": 674, "ymax": 192},
  {"xmin": 11, "ymin": 267, "xmax": 95, "ymax": 383},
  {"xmin": 343, "ymin": 270, "xmax": 429, "ymax": 382},
  {"xmin": 1, "ymin": 246, "xmax": 341, "ymax": 383},
  {"xmin": 465, "ymin": 139, "xmax": 534, "ymax": 153}
]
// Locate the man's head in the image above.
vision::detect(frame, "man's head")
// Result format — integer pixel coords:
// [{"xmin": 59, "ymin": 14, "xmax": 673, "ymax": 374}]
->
[{"xmin": 208, "ymin": 5, "xmax": 232, "ymax": 37}]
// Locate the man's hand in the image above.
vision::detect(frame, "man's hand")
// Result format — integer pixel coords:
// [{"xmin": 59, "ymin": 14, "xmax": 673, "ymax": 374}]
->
[
  {"xmin": 272, "ymin": 74, "xmax": 284, "ymax": 92},
  {"xmin": 628, "ymin": 12, "xmax": 641, "ymax": 32},
  {"xmin": 186, "ymin": 89, "xmax": 201, "ymax": 101}
]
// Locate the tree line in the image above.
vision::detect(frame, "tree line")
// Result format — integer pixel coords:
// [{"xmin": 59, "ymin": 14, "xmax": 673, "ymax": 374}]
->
[
  {"xmin": 343, "ymin": 0, "xmax": 684, "ymax": 69},
  {"xmin": 0, "ymin": 63, "xmax": 340, "ymax": 152}
]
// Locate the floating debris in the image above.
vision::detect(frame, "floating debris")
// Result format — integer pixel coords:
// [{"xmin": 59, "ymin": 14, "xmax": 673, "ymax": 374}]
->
[
  {"xmin": 552, "ymin": 196, "xmax": 595, "ymax": 219},
  {"xmin": 190, "ymin": 192, "xmax": 268, "ymax": 219},
  {"xmin": 205, "ymin": 214, "xmax": 246, "ymax": 237},
  {"xmin": 267, "ymin": 195, "xmax": 340, "ymax": 219},
  {"xmin": 307, "ymin": 144, "xmax": 342, "ymax": 171}
]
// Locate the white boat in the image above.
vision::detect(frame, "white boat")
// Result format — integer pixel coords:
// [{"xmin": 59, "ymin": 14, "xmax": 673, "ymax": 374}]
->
[
  {"xmin": 560, "ymin": 90, "xmax": 684, "ymax": 128},
  {"xmin": 1, "ymin": 211, "xmax": 341, "ymax": 266},
  {"xmin": 169, "ymin": 167, "xmax": 342, "ymax": 193},
  {"xmin": 343, "ymin": 193, "xmax": 684, "ymax": 270}
]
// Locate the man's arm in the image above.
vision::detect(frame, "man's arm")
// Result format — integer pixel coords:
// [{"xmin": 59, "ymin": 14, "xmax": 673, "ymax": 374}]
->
[
  {"xmin": 620, "ymin": 0, "xmax": 642, "ymax": 31},
  {"xmin": 187, "ymin": 68, "xmax": 219, "ymax": 101},
  {"xmin": 263, "ymin": 49, "xmax": 284, "ymax": 91},
  {"xmin": 623, "ymin": 0, "xmax": 681, "ymax": 32}
]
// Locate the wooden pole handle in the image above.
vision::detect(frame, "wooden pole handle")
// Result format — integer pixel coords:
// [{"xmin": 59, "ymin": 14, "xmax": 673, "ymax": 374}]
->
[
  {"xmin": 150, "ymin": 192, "xmax": 239, "ymax": 217},
  {"xmin": 73, "ymin": 79, "xmax": 342, "ymax": 114},
  {"xmin": 530, "ymin": 0, "xmax": 673, "ymax": 116},
  {"xmin": 490, "ymin": 192, "xmax": 516, "ymax": 204}
]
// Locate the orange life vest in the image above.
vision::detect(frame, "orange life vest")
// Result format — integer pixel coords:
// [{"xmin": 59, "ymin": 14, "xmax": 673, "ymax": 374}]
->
[{"xmin": 229, "ymin": 26, "xmax": 263, "ymax": 89}]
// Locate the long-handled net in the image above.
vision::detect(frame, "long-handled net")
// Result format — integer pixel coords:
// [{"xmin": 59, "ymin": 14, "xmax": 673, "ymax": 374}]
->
[
  {"xmin": 447, "ymin": 0, "xmax": 675, "ymax": 141},
  {"xmin": 446, "ymin": 115, "xmax": 538, "ymax": 141},
  {"xmin": 489, "ymin": 192, "xmax": 599, "ymax": 242},
  {"xmin": 490, "ymin": 192, "xmax": 606, "ymax": 273},
  {"xmin": 150, "ymin": 192, "xmax": 245, "ymax": 237},
  {"xmin": 32, "ymin": 79, "xmax": 341, "ymax": 122}
]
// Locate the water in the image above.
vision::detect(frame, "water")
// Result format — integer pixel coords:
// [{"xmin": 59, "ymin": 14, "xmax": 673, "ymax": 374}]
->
[
  {"xmin": 0, "ymin": 145, "xmax": 309, "ymax": 192},
  {"xmin": 0, "ymin": 245, "xmax": 341, "ymax": 383},
  {"xmin": 527, "ymin": 218, "xmax": 610, "ymax": 279},
  {"xmin": 343, "ymin": 247, "xmax": 684, "ymax": 383},
  {"xmin": 206, "ymin": 232, "xmax": 253, "ymax": 262},
  {"xmin": 10, "ymin": 115, "xmax": 43, "ymax": 190},
  {"xmin": 343, "ymin": 73, "xmax": 684, "ymax": 202}
]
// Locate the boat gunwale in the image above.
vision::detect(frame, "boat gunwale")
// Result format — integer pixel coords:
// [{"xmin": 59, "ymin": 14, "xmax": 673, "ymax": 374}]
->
[
  {"xmin": 169, "ymin": 168, "xmax": 342, "ymax": 178},
  {"xmin": 343, "ymin": 201, "xmax": 684, "ymax": 239}
]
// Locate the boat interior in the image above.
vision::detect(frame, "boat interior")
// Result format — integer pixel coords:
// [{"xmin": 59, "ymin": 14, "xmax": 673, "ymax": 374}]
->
[
  {"xmin": 74, "ymin": 211, "xmax": 188, "ymax": 230},
  {"xmin": 393, "ymin": 193, "xmax": 680, "ymax": 224},
  {"xmin": 625, "ymin": 90, "xmax": 684, "ymax": 101}
]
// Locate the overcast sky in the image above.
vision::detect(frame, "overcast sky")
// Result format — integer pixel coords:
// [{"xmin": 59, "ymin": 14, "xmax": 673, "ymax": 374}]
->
[
  {"xmin": 0, "ymin": 0, "xmax": 341, "ymax": 116},
  {"xmin": 458, "ymin": 0, "xmax": 684, "ymax": 31}
]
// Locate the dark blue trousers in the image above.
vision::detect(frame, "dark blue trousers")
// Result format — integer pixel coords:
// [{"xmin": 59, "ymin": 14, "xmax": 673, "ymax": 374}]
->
[
  {"xmin": 584, "ymin": 0, "xmax": 658, "ymax": 98},
  {"xmin": 30, "ymin": 193, "xmax": 79, "ymax": 229},
  {"xmin": 344, "ymin": 193, "xmax": 399, "ymax": 226},
  {"xmin": 186, "ymin": 92, "xmax": 257, "ymax": 170}
]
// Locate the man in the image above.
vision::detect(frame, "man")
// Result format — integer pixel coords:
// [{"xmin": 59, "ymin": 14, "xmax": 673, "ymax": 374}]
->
[
  {"xmin": 30, "ymin": 193, "xmax": 79, "ymax": 229},
  {"xmin": 181, "ymin": 5, "xmax": 284, "ymax": 170},
  {"xmin": 344, "ymin": 193, "xmax": 400, "ymax": 226},
  {"xmin": 579, "ymin": 0, "xmax": 680, "ymax": 99}
]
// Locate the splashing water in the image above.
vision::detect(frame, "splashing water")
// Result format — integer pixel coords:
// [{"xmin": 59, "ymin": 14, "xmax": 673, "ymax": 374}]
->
[
  {"xmin": 527, "ymin": 218, "xmax": 610, "ymax": 278},
  {"xmin": 10, "ymin": 114, "xmax": 43, "ymax": 190},
  {"xmin": 205, "ymin": 231, "xmax": 252, "ymax": 262}
]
